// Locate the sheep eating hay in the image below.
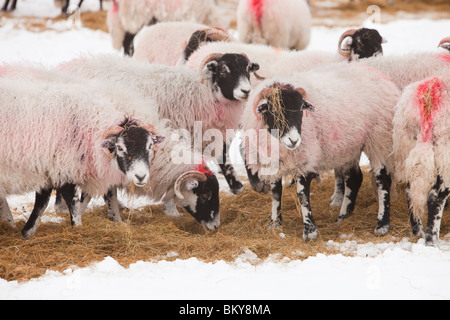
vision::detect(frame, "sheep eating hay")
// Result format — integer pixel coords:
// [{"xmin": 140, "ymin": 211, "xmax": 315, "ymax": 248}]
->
[
  {"xmin": 0, "ymin": 78, "xmax": 163, "ymax": 238},
  {"xmin": 241, "ymin": 63, "xmax": 401, "ymax": 241}
]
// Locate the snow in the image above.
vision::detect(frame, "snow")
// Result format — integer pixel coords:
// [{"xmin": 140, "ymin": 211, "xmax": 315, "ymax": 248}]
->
[{"xmin": 1, "ymin": 0, "xmax": 450, "ymax": 300}]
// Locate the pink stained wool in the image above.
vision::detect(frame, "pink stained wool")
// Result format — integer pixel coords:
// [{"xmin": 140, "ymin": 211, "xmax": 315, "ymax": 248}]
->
[
  {"xmin": 415, "ymin": 77, "xmax": 446, "ymax": 143},
  {"xmin": 249, "ymin": 0, "xmax": 265, "ymax": 29}
]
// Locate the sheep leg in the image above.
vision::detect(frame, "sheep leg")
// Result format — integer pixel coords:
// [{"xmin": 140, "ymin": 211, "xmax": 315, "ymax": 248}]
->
[
  {"xmin": 240, "ymin": 141, "xmax": 270, "ymax": 193},
  {"xmin": 0, "ymin": 196, "xmax": 16, "ymax": 229},
  {"xmin": 21, "ymin": 188, "xmax": 52, "ymax": 239},
  {"xmin": 1, "ymin": 0, "xmax": 10, "ymax": 11},
  {"xmin": 425, "ymin": 176, "xmax": 449, "ymax": 247},
  {"xmin": 218, "ymin": 142, "xmax": 243, "ymax": 195},
  {"xmin": 99, "ymin": 0, "xmax": 102, "ymax": 10},
  {"xmin": 335, "ymin": 165, "xmax": 363, "ymax": 222},
  {"xmin": 77, "ymin": 0, "xmax": 84, "ymax": 9},
  {"xmin": 10, "ymin": 0, "xmax": 16, "ymax": 10},
  {"xmin": 330, "ymin": 169, "xmax": 345, "ymax": 207},
  {"xmin": 406, "ymin": 182, "xmax": 425, "ymax": 237},
  {"xmin": 104, "ymin": 187, "xmax": 123, "ymax": 222},
  {"xmin": 297, "ymin": 173, "xmax": 319, "ymax": 241},
  {"xmin": 62, "ymin": 0, "xmax": 69, "ymax": 14},
  {"xmin": 269, "ymin": 178, "xmax": 283, "ymax": 229},
  {"xmin": 123, "ymin": 32, "xmax": 136, "ymax": 56},
  {"xmin": 58, "ymin": 183, "xmax": 83, "ymax": 227},
  {"xmin": 54, "ymin": 189, "xmax": 69, "ymax": 212},
  {"xmin": 373, "ymin": 165, "xmax": 391, "ymax": 236}
]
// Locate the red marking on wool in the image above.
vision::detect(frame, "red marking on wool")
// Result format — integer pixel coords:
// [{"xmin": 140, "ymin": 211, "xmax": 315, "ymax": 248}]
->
[
  {"xmin": 415, "ymin": 77, "xmax": 446, "ymax": 143},
  {"xmin": 249, "ymin": 0, "xmax": 265, "ymax": 29},
  {"xmin": 439, "ymin": 53, "xmax": 450, "ymax": 64},
  {"xmin": 196, "ymin": 163, "xmax": 214, "ymax": 176},
  {"xmin": 110, "ymin": 0, "xmax": 118, "ymax": 13}
]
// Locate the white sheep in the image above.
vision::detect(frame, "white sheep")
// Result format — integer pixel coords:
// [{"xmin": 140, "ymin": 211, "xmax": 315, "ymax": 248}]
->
[
  {"xmin": 183, "ymin": 28, "xmax": 387, "ymax": 87},
  {"xmin": 133, "ymin": 22, "xmax": 232, "ymax": 66},
  {"xmin": 0, "ymin": 77, "xmax": 162, "ymax": 238},
  {"xmin": 0, "ymin": 63, "xmax": 221, "ymax": 230},
  {"xmin": 354, "ymin": 50, "xmax": 450, "ymax": 91},
  {"xmin": 237, "ymin": 0, "xmax": 311, "ymax": 51},
  {"xmin": 112, "ymin": 0, "xmax": 229, "ymax": 55},
  {"xmin": 392, "ymin": 74, "xmax": 449, "ymax": 247},
  {"xmin": 241, "ymin": 62, "xmax": 401, "ymax": 241},
  {"xmin": 60, "ymin": 54, "xmax": 260, "ymax": 195}
]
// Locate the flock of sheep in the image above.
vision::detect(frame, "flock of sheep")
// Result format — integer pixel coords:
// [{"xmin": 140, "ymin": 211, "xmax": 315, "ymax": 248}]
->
[{"xmin": 0, "ymin": 0, "xmax": 449, "ymax": 248}]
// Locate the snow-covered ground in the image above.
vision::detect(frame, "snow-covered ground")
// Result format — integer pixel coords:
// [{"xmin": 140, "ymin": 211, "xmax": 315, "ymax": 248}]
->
[{"xmin": 1, "ymin": 0, "xmax": 450, "ymax": 300}]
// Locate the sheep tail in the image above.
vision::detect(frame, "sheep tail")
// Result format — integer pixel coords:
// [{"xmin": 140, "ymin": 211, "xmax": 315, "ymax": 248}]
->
[{"xmin": 404, "ymin": 140, "xmax": 436, "ymax": 223}]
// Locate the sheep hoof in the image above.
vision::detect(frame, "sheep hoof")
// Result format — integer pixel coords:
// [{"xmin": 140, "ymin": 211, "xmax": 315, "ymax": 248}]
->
[
  {"xmin": 374, "ymin": 223, "xmax": 390, "ymax": 236},
  {"xmin": 21, "ymin": 227, "xmax": 36, "ymax": 240},
  {"xmin": 303, "ymin": 228, "xmax": 318, "ymax": 241},
  {"xmin": 268, "ymin": 219, "xmax": 282, "ymax": 231},
  {"xmin": 230, "ymin": 182, "xmax": 244, "ymax": 195},
  {"xmin": 330, "ymin": 193, "xmax": 344, "ymax": 207},
  {"xmin": 425, "ymin": 234, "xmax": 439, "ymax": 247}
]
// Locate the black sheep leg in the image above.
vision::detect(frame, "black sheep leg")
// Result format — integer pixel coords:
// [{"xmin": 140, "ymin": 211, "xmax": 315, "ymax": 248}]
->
[{"xmin": 22, "ymin": 188, "xmax": 52, "ymax": 239}]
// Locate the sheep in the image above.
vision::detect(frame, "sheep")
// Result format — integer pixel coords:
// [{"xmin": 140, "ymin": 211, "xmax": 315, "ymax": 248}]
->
[
  {"xmin": 106, "ymin": 0, "xmax": 126, "ymax": 51},
  {"xmin": 59, "ymin": 54, "xmax": 260, "ymax": 196},
  {"xmin": 112, "ymin": 0, "xmax": 229, "ymax": 56},
  {"xmin": 133, "ymin": 22, "xmax": 232, "ymax": 66},
  {"xmin": 241, "ymin": 62, "xmax": 401, "ymax": 241},
  {"xmin": 237, "ymin": 0, "xmax": 312, "ymax": 51},
  {"xmin": 183, "ymin": 27, "xmax": 386, "ymax": 87},
  {"xmin": 181, "ymin": 27, "xmax": 386, "ymax": 196},
  {"xmin": 0, "ymin": 78, "xmax": 163, "ymax": 238},
  {"xmin": 392, "ymin": 74, "xmax": 449, "ymax": 247},
  {"xmin": 0, "ymin": 63, "xmax": 221, "ymax": 230},
  {"xmin": 1, "ymin": 0, "xmax": 16, "ymax": 11},
  {"xmin": 352, "ymin": 50, "xmax": 450, "ymax": 91},
  {"xmin": 54, "ymin": 0, "xmax": 103, "ymax": 15}
]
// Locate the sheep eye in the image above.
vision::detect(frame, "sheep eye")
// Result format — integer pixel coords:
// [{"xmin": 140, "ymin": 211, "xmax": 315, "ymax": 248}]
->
[{"xmin": 117, "ymin": 145, "xmax": 124, "ymax": 152}]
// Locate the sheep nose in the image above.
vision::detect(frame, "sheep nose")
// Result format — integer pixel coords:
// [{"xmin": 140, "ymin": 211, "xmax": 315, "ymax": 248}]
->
[
  {"xmin": 289, "ymin": 138, "xmax": 299, "ymax": 145},
  {"xmin": 241, "ymin": 89, "xmax": 250, "ymax": 97},
  {"xmin": 135, "ymin": 174, "xmax": 147, "ymax": 182}
]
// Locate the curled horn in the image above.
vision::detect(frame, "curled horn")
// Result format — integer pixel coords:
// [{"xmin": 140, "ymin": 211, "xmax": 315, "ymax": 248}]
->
[
  {"xmin": 204, "ymin": 27, "xmax": 232, "ymax": 42},
  {"xmin": 295, "ymin": 87, "xmax": 309, "ymax": 101},
  {"xmin": 174, "ymin": 171, "xmax": 208, "ymax": 199},
  {"xmin": 438, "ymin": 37, "xmax": 450, "ymax": 48},
  {"xmin": 338, "ymin": 28, "xmax": 358, "ymax": 57},
  {"xmin": 102, "ymin": 125, "xmax": 124, "ymax": 140},
  {"xmin": 253, "ymin": 87, "xmax": 276, "ymax": 120},
  {"xmin": 143, "ymin": 123, "xmax": 157, "ymax": 135}
]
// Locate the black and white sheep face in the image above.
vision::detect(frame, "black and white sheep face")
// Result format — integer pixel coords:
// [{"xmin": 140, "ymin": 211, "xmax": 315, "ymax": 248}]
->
[
  {"xmin": 204, "ymin": 53, "xmax": 259, "ymax": 101},
  {"xmin": 256, "ymin": 87, "xmax": 315, "ymax": 150},
  {"xmin": 181, "ymin": 174, "xmax": 220, "ymax": 230},
  {"xmin": 102, "ymin": 127, "xmax": 165, "ymax": 187},
  {"xmin": 343, "ymin": 28, "xmax": 386, "ymax": 61}
]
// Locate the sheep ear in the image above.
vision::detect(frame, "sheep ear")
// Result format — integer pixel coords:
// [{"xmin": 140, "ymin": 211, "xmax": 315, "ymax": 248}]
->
[
  {"xmin": 256, "ymin": 102, "xmax": 269, "ymax": 115},
  {"xmin": 248, "ymin": 62, "xmax": 260, "ymax": 73},
  {"xmin": 201, "ymin": 61, "xmax": 219, "ymax": 80},
  {"xmin": 151, "ymin": 134, "xmax": 165, "ymax": 145},
  {"xmin": 186, "ymin": 179, "xmax": 199, "ymax": 190},
  {"xmin": 101, "ymin": 138, "xmax": 116, "ymax": 159},
  {"xmin": 302, "ymin": 101, "xmax": 315, "ymax": 112}
]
